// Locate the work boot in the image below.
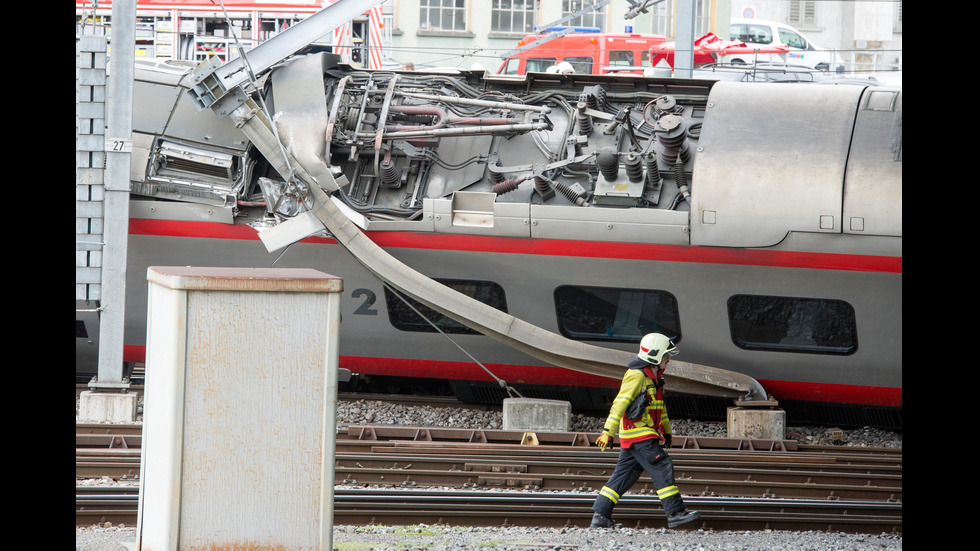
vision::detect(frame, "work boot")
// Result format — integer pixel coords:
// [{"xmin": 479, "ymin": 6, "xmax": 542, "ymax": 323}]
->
[
  {"xmin": 590, "ymin": 512, "xmax": 618, "ymax": 528},
  {"xmin": 666, "ymin": 509, "xmax": 699, "ymax": 528}
]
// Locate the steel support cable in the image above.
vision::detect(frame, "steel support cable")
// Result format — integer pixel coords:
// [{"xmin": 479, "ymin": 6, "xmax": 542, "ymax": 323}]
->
[
  {"xmin": 215, "ymin": 0, "xmax": 294, "ymax": 179},
  {"xmin": 377, "ymin": 279, "xmax": 525, "ymax": 399},
  {"xmin": 78, "ymin": 0, "xmax": 98, "ymax": 33}
]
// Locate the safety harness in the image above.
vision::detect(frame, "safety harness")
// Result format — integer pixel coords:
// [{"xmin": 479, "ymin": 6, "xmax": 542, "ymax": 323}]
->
[
  {"xmin": 617, "ymin": 363, "xmax": 667, "ymax": 446},
  {"xmin": 642, "ymin": 365, "xmax": 667, "ymax": 438}
]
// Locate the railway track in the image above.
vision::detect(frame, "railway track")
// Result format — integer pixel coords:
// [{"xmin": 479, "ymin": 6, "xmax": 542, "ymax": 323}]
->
[
  {"xmin": 76, "ymin": 486, "xmax": 902, "ymax": 533},
  {"xmin": 76, "ymin": 424, "xmax": 902, "ymax": 532}
]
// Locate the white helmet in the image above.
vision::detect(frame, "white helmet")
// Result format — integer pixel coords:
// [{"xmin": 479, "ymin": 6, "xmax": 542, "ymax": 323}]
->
[
  {"xmin": 637, "ymin": 333, "xmax": 678, "ymax": 365},
  {"xmin": 556, "ymin": 61, "xmax": 575, "ymax": 74}
]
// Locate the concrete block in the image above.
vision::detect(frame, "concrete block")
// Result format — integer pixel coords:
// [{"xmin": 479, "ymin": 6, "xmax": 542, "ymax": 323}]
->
[
  {"xmin": 727, "ymin": 406, "xmax": 786, "ymax": 440},
  {"xmin": 502, "ymin": 398, "xmax": 571, "ymax": 432},
  {"xmin": 77, "ymin": 390, "xmax": 138, "ymax": 423}
]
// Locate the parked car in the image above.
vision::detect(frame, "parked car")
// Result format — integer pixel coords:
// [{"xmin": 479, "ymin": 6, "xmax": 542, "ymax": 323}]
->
[
  {"xmin": 725, "ymin": 18, "xmax": 844, "ymax": 72},
  {"xmin": 691, "ymin": 62, "xmax": 879, "ymax": 85}
]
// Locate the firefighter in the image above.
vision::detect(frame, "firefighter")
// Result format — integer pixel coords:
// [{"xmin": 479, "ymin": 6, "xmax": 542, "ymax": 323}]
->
[{"xmin": 591, "ymin": 333, "xmax": 700, "ymax": 529}]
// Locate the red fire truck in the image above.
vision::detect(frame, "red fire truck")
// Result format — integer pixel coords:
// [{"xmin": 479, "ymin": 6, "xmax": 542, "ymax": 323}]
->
[{"xmin": 496, "ymin": 27, "xmax": 666, "ymax": 76}]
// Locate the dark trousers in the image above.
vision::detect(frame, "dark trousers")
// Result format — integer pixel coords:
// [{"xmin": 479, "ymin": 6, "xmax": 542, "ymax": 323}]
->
[{"xmin": 592, "ymin": 439, "xmax": 685, "ymax": 517}]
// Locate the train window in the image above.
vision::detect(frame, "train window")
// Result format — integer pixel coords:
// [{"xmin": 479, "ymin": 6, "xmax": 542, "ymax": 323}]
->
[
  {"xmin": 727, "ymin": 295, "xmax": 857, "ymax": 355},
  {"xmin": 384, "ymin": 279, "xmax": 507, "ymax": 335},
  {"xmin": 554, "ymin": 285, "xmax": 680, "ymax": 343}
]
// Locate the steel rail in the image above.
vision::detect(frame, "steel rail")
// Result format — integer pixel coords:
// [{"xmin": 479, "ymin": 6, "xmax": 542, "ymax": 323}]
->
[
  {"xmin": 330, "ymin": 452, "xmax": 901, "ymax": 501},
  {"xmin": 78, "ymin": 446, "xmax": 902, "ymax": 501},
  {"xmin": 334, "ymin": 489, "xmax": 903, "ymax": 532},
  {"xmin": 76, "ymin": 487, "xmax": 902, "ymax": 533},
  {"xmin": 76, "ymin": 422, "xmax": 902, "ymax": 525}
]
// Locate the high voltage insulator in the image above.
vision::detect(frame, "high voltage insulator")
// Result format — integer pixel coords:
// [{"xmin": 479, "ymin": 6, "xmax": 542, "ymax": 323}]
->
[
  {"xmin": 597, "ymin": 149, "xmax": 619, "ymax": 181},
  {"xmin": 624, "ymin": 152, "xmax": 644, "ymax": 183}
]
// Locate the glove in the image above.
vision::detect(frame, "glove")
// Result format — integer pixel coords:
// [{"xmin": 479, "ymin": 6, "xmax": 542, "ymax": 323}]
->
[
  {"xmin": 663, "ymin": 433, "xmax": 672, "ymax": 449},
  {"xmin": 595, "ymin": 431, "xmax": 612, "ymax": 451}
]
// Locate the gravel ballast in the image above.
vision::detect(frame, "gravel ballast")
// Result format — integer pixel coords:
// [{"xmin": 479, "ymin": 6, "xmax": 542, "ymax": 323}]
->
[
  {"xmin": 76, "ymin": 524, "xmax": 903, "ymax": 551},
  {"xmin": 76, "ymin": 398, "xmax": 902, "ymax": 550}
]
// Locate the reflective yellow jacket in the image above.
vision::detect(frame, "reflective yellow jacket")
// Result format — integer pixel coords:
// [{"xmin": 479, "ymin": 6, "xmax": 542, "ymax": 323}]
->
[{"xmin": 601, "ymin": 359, "xmax": 672, "ymax": 448}]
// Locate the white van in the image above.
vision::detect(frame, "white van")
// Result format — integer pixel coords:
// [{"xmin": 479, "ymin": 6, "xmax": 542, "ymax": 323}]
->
[{"xmin": 725, "ymin": 18, "xmax": 844, "ymax": 72}]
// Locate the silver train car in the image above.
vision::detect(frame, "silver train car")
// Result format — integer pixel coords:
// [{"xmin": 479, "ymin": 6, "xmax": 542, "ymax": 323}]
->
[{"xmin": 76, "ymin": 52, "xmax": 902, "ymax": 429}]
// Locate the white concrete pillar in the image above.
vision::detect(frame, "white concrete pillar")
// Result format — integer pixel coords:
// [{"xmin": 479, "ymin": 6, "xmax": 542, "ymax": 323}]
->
[{"xmin": 137, "ymin": 267, "xmax": 342, "ymax": 551}]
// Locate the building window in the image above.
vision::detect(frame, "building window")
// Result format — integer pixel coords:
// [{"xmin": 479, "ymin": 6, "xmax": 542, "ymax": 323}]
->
[
  {"xmin": 727, "ymin": 295, "xmax": 858, "ymax": 355},
  {"xmin": 562, "ymin": 0, "xmax": 606, "ymax": 31},
  {"xmin": 644, "ymin": 0, "xmax": 709, "ymax": 40},
  {"xmin": 646, "ymin": 0, "xmax": 671, "ymax": 37},
  {"xmin": 420, "ymin": 0, "xmax": 467, "ymax": 32},
  {"xmin": 788, "ymin": 1, "xmax": 816, "ymax": 27},
  {"xmin": 555, "ymin": 285, "xmax": 681, "ymax": 343},
  {"xmin": 694, "ymin": 0, "xmax": 710, "ymax": 37},
  {"xmin": 492, "ymin": 0, "xmax": 537, "ymax": 34},
  {"xmin": 385, "ymin": 279, "xmax": 507, "ymax": 334}
]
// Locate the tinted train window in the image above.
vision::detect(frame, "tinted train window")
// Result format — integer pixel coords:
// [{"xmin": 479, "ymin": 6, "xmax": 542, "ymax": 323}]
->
[
  {"xmin": 727, "ymin": 295, "xmax": 857, "ymax": 355},
  {"xmin": 384, "ymin": 279, "xmax": 507, "ymax": 335},
  {"xmin": 554, "ymin": 285, "xmax": 680, "ymax": 343}
]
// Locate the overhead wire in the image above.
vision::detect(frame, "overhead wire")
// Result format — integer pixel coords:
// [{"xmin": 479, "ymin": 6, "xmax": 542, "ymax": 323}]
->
[
  {"xmin": 347, "ymin": 269, "xmax": 525, "ymax": 399},
  {"xmin": 214, "ymin": 0, "xmax": 295, "ymax": 178}
]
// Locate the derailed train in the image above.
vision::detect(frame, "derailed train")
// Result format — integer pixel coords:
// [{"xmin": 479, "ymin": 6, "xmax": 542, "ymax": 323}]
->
[{"xmin": 76, "ymin": 47, "xmax": 902, "ymax": 429}]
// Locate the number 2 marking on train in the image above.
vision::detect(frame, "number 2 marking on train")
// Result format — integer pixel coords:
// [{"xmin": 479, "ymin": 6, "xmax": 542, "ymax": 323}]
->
[{"xmin": 351, "ymin": 288, "xmax": 378, "ymax": 315}]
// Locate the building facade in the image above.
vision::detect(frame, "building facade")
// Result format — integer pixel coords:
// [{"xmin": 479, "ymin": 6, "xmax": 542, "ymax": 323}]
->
[
  {"xmin": 384, "ymin": 0, "xmax": 901, "ymax": 74},
  {"xmin": 75, "ymin": 1, "xmax": 902, "ymax": 74}
]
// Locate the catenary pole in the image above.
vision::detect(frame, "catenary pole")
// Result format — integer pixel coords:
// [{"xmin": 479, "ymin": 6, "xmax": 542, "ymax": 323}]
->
[{"xmin": 94, "ymin": 0, "xmax": 135, "ymax": 391}]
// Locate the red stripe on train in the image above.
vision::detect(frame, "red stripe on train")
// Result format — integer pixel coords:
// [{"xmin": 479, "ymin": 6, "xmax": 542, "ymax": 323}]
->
[
  {"xmin": 755, "ymin": 379, "xmax": 901, "ymax": 408},
  {"xmin": 129, "ymin": 219, "xmax": 902, "ymax": 273},
  {"xmin": 123, "ymin": 346, "xmax": 901, "ymax": 407}
]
